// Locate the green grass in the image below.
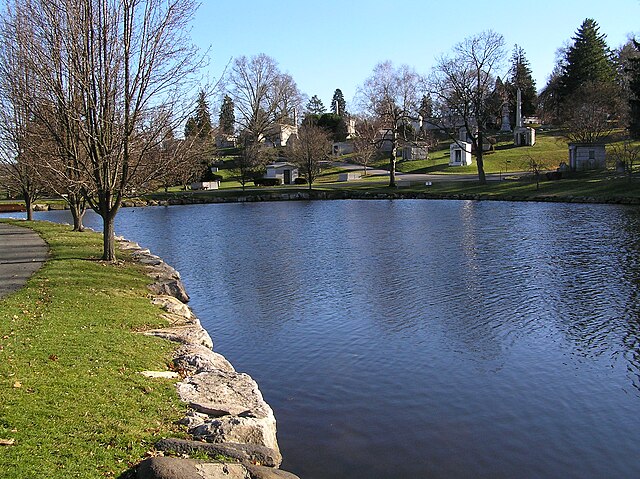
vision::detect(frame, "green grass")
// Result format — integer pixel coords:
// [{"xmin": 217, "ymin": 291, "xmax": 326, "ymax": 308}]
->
[
  {"xmin": 0, "ymin": 220, "xmax": 187, "ymax": 478},
  {"xmin": 388, "ymin": 131, "xmax": 568, "ymax": 175}
]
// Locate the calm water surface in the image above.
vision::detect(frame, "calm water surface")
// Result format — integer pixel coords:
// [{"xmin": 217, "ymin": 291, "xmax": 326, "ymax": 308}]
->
[{"xmin": 11, "ymin": 200, "xmax": 640, "ymax": 478}]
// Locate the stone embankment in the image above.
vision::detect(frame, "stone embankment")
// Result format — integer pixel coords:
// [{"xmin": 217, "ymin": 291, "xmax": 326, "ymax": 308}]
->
[
  {"xmin": 29, "ymin": 189, "xmax": 640, "ymax": 211},
  {"xmin": 117, "ymin": 237, "xmax": 299, "ymax": 479}
]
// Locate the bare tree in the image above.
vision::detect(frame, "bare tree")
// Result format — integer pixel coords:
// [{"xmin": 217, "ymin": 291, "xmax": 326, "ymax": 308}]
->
[
  {"xmin": 563, "ymin": 81, "xmax": 622, "ymax": 144},
  {"xmin": 357, "ymin": 61, "xmax": 424, "ymax": 187},
  {"xmin": 2, "ymin": 0, "xmax": 205, "ymax": 260},
  {"xmin": 287, "ymin": 124, "xmax": 331, "ymax": 190},
  {"xmin": 351, "ymin": 114, "xmax": 382, "ymax": 175},
  {"xmin": 610, "ymin": 140, "xmax": 640, "ymax": 181},
  {"xmin": 229, "ymin": 54, "xmax": 301, "ymax": 142},
  {"xmin": 522, "ymin": 155, "xmax": 552, "ymax": 190},
  {"xmin": 0, "ymin": 9, "xmax": 44, "ymax": 221},
  {"xmin": 429, "ymin": 30, "xmax": 506, "ymax": 184},
  {"xmin": 233, "ymin": 134, "xmax": 269, "ymax": 190}
]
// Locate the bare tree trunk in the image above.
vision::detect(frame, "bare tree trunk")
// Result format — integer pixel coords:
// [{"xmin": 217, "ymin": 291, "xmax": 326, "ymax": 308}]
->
[
  {"xmin": 389, "ymin": 133, "xmax": 398, "ymax": 187},
  {"xmin": 69, "ymin": 193, "xmax": 86, "ymax": 232},
  {"xmin": 23, "ymin": 189, "xmax": 33, "ymax": 221},
  {"xmin": 476, "ymin": 130, "xmax": 486, "ymax": 184},
  {"xmin": 102, "ymin": 211, "xmax": 116, "ymax": 262}
]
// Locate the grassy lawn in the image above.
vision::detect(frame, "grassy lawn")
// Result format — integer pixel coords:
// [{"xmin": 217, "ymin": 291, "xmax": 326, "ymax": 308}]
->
[{"xmin": 0, "ymin": 220, "xmax": 186, "ymax": 478}]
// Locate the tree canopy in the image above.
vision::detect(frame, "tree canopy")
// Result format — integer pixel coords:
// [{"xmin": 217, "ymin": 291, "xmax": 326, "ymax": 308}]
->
[
  {"xmin": 560, "ymin": 18, "xmax": 615, "ymax": 100},
  {"xmin": 306, "ymin": 95, "xmax": 326, "ymax": 115},
  {"xmin": 219, "ymin": 94, "xmax": 235, "ymax": 135},
  {"xmin": 507, "ymin": 45, "xmax": 537, "ymax": 119},
  {"xmin": 331, "ymin": 89, "xmax": 346, "ymax": 117}
]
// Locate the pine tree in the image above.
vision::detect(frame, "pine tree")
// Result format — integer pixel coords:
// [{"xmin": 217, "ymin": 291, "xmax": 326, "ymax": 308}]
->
[
  {"xmin": 628, "ymin": 40, "xmax": 640, "ymax": 139},
  {"xmin": 185, "ymin": 90, "xmax": 212, "ymax": 139},
  {"xmin": 560, "ymin": 18, "xmax": 615, "ymax": 101},
  {"xmin": 507, "ymin": 45, "xmax": 537, "ymax": 118},
  {"xmin": 219, "ymin": 95, "xmax": 235, "ymax": 135},
  {"xmin": 331, "ymin": 88, "xmax": 346, "ymax": 117},
  {"xmin": 306, "ymin": 95, "xmax": 326, "ymax": 115}
]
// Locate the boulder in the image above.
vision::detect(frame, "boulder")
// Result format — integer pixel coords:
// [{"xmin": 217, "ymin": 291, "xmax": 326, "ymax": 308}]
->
[
  {"xmin": 190, "ymin": 416, "xmax": 279, "ymax": 457},
  {"xmin": 177, "ymin": 371, "xmax": 272, "ymax": 419},
  {"xmin": 152, "ymin": 296, "xmax": 192, "ymax": 320},
  {"xmin": 244, "ymin": 464, "xmax": 301, "ymax": 479},
  {"xmin": 136, "ymin": 457, "xmax": 199, "ymax": 479},
  {"xmin": 147, "ymin": 262, "xmax": 181, "ymax": 281},
  {"xmin": 148, "ymin": 279, "xmax": 190, "ymax": 303},
  {"xmin": 156, "ymin": 438, "xmax": 281, "ymax": 468},
  {"xmin": 145, "ymin": 325, "xmax": 213, "ymax": 349},
  {"xmin": 137, "ymin": 457, "xmax": 250, "ymax": 479},
  {"xmin": 173, "ymin": 345, "xmax": 235, "ymax": 374}
]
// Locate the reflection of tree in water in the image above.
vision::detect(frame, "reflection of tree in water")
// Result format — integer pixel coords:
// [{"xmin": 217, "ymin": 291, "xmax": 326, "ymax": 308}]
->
[
  {"xmin": 617, "ymin": 208, "xmax": 640, "ymax": 392},
  {"xmin": 537, "ymin": 205, "xmax": 640, "ymax": 393}
]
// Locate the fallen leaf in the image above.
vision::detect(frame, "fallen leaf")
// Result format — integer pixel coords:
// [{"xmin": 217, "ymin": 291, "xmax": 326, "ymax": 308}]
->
[
  {"xmin": 49, "ymin": 354, "xmax": 59, "ymax": 361},
  {"xmin": 13, "ymin": 381, "xmax": 21, "ymax": 388},
  {"xmin": 0, "ymin": 438, "xmax": 15, "ymax": 446}
]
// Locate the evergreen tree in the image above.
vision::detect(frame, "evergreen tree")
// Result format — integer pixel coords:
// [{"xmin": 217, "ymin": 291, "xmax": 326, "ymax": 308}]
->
[
  {"xmin": 306, "ymin": 95, "xmax": 326, "ymax": 115},
  {"xmin": 507, "ymin": 45, "xmax": 537, "ymax": 118},
  {"xmin": 628, "ymin": 40, "xmax": 640, "ymax": 139},
  {"xmin": 331, "ymin": 88, "xmax": 346, "ymax": 116},
  {"xmin": 185, "ymin": 90, "xmax": 212, "ymax": 139},
  {"xmin": 219, "ymin": 94, "xmax": 235, "ymax": 135},
  {"xmin": 418, "ymin": 94, "xmax": 433, "ymax": 118},
  {"xmin": 560, "ymin": 18, "xmax": 615, "ymax": 101}
]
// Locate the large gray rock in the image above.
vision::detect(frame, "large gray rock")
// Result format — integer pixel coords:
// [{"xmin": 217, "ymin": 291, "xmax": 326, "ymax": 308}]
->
[
  {"xmin": 148, "ymin": 279, "xmax": 190, "ymax": 303},
  {"xmin": 152, "ymin": 296, "xmax": 192, "ymax": 320},
  {"xmin": 137, "ymin": 457, "xmax": 250, "ymax": 479},
  {"xmin": 155, "ymin": 438, "xmax": 281, "ymax": 468},
  {"xmin": 136, "ymin": 456, "xmax": 199, "ymax": 479},
  {"xmin": 244, "ymin": 464, "xmax": 301, "ymax": 479},
  {"xmin": 173, "ymin": 345, "xmax": 235, "ymax": 374},
  {"xmin": 145, "ymin": 325, "xmax": 213, "ymax": 349},
  {"xmin": 177, "ymin": 371, "xmax": 272, "ymax": 419},
  {"xmin": 147, "ymin": 262, "xmax": 181, "ymax": 281},
  {"xmin": 190, "ymin": 416, "xmax": 279, "ymax": 457}
]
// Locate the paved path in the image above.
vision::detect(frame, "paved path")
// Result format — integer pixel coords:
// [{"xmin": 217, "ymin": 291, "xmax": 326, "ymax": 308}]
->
[
  {"xmin": 0, "ymin": 223, "xmax": 49, "ymax": 299},
  {"xmin": 330, "ymin": 161, "xmax": 526, "ymax": 183}
]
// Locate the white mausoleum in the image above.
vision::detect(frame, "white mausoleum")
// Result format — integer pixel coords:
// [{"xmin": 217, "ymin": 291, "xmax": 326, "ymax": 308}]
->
[
  {"xmin": 449, "ymin": 142, "xmax": 473, "ymax": 166},
  {"xmin": 265, "ymin": 162, "xmax": 299, "ymax": 185}
]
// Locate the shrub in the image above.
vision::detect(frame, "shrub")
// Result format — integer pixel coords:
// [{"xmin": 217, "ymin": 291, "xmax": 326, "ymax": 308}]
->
[
  {"xmin": 294, "ymin": 177, "xmax": 308, "ymax": 185},
  {"xmin": 254, "ymin": 177, "xmax": 281, "ymax": 187}
]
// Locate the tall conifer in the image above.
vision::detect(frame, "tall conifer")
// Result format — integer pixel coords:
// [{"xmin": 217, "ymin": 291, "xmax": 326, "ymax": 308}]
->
[{"xmin": 560, "ymin": 18, "xmax": 615, "ymax": 100}]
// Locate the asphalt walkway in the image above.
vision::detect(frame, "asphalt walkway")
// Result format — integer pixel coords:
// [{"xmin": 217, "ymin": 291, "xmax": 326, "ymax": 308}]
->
[{"xmin": 0, "ymin": 223, "xmax": 49, "ymax": 300}]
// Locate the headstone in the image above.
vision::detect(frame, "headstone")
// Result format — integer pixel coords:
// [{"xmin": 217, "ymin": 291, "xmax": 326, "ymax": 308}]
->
[{"xmin": 500, "ymin": 103, "xmax": 511, "ymax": 132}]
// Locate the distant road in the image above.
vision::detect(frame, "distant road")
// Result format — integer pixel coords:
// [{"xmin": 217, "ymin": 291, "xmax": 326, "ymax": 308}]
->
[
  {"xmin": 330, "ymin": 161, "xmax": 526, "ymax": 183},
  {"xmin": 0, "ymin": 223, "xmax": 48, "ymax": 299}
]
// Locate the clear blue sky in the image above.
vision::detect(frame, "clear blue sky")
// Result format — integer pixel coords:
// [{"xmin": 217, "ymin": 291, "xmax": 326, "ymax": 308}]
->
[{"xmin": 191, "ymin": 0, "xmax": 639, "ymax": 112}]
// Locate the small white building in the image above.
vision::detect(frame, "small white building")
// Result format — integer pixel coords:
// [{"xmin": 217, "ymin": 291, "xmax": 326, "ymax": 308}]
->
[
  {"xmin": 514, "ymin": 127, "xmax": 536, "ymax": 147},
  {"xmin": 265, "ymin": 162, "xmax": 299, "ymax": 185},
  {"xmin": 449, "ymin": 142, "xmax": 473, "ymax": 166},
  {"xmin": 191, "ymin": 181, "xmax": 220, "ymax": 190},
  {"xmin": 568, "ymin": 143, "xmax": 606, "ymax": 171}
]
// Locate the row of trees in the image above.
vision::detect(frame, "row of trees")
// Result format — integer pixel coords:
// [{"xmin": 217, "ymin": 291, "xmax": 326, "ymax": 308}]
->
[
  {"xmin": 121, "ymin": 16, "xmax": 640, "ymax": 196},
  {"xmin": 0, "ymin": 0, "xmax": 204, "ymax": 260}
]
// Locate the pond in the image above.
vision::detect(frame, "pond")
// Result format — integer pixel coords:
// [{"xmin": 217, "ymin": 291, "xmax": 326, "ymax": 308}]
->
[{"xmin": 8, "ymin": 199, "xmax": 640, "ymax": 478}]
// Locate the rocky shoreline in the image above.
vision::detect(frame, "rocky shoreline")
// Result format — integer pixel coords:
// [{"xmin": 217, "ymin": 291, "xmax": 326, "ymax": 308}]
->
[
  {"xmin": 28, "ymin": 188, "xmax": 640, "ymax": 211},
  {"xmin": 117, "ymin": 237, "xmax": 299, "ymax": 479}
]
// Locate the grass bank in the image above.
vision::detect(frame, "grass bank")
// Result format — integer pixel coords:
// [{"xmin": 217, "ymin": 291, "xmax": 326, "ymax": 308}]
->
[{"xmin": 0, "ymin": 220, "xmax": 186, "ymax": 478}]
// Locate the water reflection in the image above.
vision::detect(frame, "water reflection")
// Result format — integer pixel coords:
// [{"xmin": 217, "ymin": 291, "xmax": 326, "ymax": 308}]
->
[{"xmin": 7, "ymin": 200, "xmax": 640, "ymax": 478}]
